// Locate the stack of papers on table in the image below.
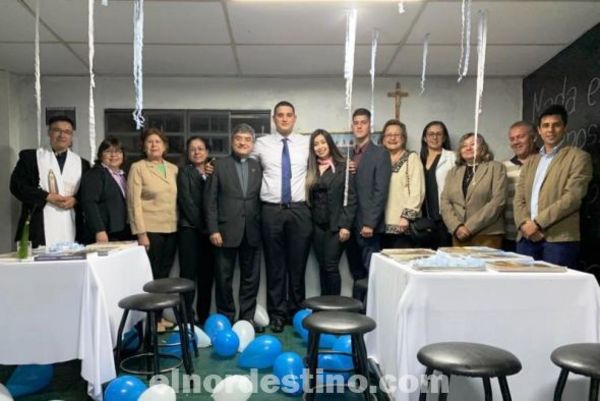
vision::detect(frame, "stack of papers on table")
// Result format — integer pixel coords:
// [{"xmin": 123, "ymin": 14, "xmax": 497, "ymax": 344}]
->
[
  {"xmin": 381, "ymin": 248, "xmax": 436, "ymax": 263},
  {"xmin": 84, "ymin": 241, "xmax": 139, "ymax": 256},
  {"xmin": 410, "ymin": 251, "xmax": 486, "ymax": 272},
  {"xmin": 487, "ymin": 260, "xmax": 567, "ymax": 273}
]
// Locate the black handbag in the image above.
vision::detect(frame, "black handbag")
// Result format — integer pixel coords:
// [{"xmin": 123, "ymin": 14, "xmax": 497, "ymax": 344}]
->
[{"xmin": 409, "ymin": 217, "xmax": 437, "ymax": 242}]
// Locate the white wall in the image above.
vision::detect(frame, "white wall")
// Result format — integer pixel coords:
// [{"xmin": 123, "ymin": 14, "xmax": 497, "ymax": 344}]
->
[{"xmin": 2, "ymin": 75, "xmax": 522, "ymax": 302}]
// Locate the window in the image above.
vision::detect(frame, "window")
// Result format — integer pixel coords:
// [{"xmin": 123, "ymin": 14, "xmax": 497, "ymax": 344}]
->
[{"xmin": 105, "ymin": 109, "xmax": 271, "ymax": 168}]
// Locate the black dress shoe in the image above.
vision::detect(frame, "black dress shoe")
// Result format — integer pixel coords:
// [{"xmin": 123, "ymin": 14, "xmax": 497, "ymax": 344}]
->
[
  {"xmin": 247, "ymin": 319, "xmax": 265, "ymax": 333},
  {"xmin": 271, "ymin": 318, "xmax": 285, "ymax": 333}
]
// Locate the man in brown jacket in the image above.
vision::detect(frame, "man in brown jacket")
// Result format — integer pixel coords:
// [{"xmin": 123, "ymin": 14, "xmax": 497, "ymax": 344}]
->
[{"xmin": 514, "ymin": 104, "xmax": 593, "ymax": 269}]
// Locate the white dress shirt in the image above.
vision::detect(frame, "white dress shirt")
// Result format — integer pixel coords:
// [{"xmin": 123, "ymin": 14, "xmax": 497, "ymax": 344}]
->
[{"xmin": 252, "ymin": 132, "xmax": 310, "ymax": 203}]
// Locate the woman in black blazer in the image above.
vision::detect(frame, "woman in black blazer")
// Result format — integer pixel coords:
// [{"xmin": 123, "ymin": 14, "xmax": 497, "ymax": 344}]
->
[
  {"xmin": 177, "ymin": 136, "xmax": 215, "ymax": 325},
  {"xmin": 80, "ymin": 136, "xmax": 132, "ymax": 242},
  {"xmin": 306, "ymin": 129, "xmax": 357, "ymax": 295}
]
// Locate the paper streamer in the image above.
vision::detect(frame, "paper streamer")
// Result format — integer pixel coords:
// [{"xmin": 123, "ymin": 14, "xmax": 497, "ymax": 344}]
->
[
  {"xmin": 398, "ymin": 1, "xmax": 405, "ymax": 14},
  {"xmin": 457, "ymin": 0, "xmax": 472, "ymax": 82},
  {"xmin": 344, "ymin": 9, "xmax": 357, "ymax": 123},
  {"xmin": 132, "ymin": 0, "xmax": 145, "ymax": 130},
  {"xmin": 369, "ymin": 30, "xmax": 379, "ymax": 133},
  {"xmin": 88, "ymin": 0, "xmax": 96, "ymax": 161},
  {"xmin": 473, "ymin": 10, "xmax": 488, "ymax": 166},
  {"xmin": 34, "ymin": 0, "xmax": 41, "ymax": 147},
  {"xmin": 343, "ymin": 146, "xmax": 350, "ymax": 207},
  {"xmin": 420, "ymin": 33, "xmax": 430, "ymax": 95}
]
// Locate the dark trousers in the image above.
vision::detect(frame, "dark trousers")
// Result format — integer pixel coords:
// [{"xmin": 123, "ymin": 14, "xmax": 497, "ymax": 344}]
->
[
  {"xmin": 262, "ymin": 203, "xmax": 313, "ymax": 321},
  {"xmin": 346, "ymin": 230, "xmax": 382, "ymax": 299},
  {"xmin": 108, "ymin": 225, "xmax": 134, "ymax": 242},
  {"xmin": 517, "ymin": 238, "xmax": 580, "ymax": 270},
  {"xmin": 382, "ymin": 233, "xmax": 414, "ymax": 249},
  {"xmin": 313, "ymin": 224, "xmax": 345, "ymax": 296},
  {"xmin": 147, "ymin": 232, "xmax": 177, "ymax": 280},
  {"xmin": 177, "ymin": 227, "xmax": 215, "ymax": 325},
  {"xmin": 416, "ymin": 220, "xmax": 452, "ymax": 250},
  {"xmin": 214, "ymin": 233, "xmax": 261, "ymax": 322}
]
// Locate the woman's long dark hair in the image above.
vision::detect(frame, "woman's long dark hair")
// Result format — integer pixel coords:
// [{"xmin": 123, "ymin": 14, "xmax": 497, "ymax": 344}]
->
[
  {"xmin": 420, "ymin": 121, "xmax": 452, "ymax": 162},
  {"xmin": 305, "ymin": 129, "xmax": 345, "ymax": 205}
]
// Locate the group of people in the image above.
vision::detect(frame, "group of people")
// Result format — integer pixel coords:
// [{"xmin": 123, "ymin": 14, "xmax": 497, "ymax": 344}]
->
[{"xmin": 10, "ymin": 102, "xmax": 593, "ymax": 333}]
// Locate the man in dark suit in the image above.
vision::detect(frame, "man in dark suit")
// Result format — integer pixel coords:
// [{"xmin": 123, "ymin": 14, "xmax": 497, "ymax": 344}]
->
[
  {"xmin": 205, "ymin": 123, "xmax": 263, "ymax": 330},
  {"xmin": 346, "ymin": 108, "xmax": 392, "ymax": 298},
  {"xmin": 10, "ymin": 115, "xmax": 90, "ymax": 248}
]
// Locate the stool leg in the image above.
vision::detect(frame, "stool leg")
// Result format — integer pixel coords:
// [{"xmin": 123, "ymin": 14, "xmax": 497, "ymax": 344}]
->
[
  {"xmin": 553, "ymin": 369, "xmax": 569, "ymax": 401},
  {"xmin": 482, "ymin": 377, "xmax": 492, "ymax": 401},
  {"xmin": 439, "ymin": 373, "xmax": 451, "ymax": 401},
  {"xmin": 114, "ymin": 308, "xmax": 130, "ymax": 372},
  {"xmin": 419, "ymin": 367, "xmax": 433, "ymax": 401},
  {"xmin": 180, "ymin": 294, "xmax": 199, "ymax": 357},
  {"xmin": 306, "ymin": 331, "xmax": 320, "ymax": 401},
  {"xmin": 174, "ymin": 306, "xmax": 193, "ymax": 374},
  {"xmin": 498, "ymin": 376, "xmax": 512, "ymax": 401},
  {"xmin": 353, "ymin": 334, "xmax": 371, "ymax": 401},
  {"xmin": 589, "ymin": 378, "xmax": 599, "ymax": 401},
  {"xmin": 149, "ymin": 310, "xmax": 160, "ymax": 378}
]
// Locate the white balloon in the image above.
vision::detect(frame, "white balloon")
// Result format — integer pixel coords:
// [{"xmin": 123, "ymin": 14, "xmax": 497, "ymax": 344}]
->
[
  {"xmin": 212, "ymin": 375, "xmax": 253, "ymax": 401},
  {"xmin": 253, "ymin": 304, "xmax": 269, "ymax": 327},
  {"xmin": 139, "ymin": 384, "xmax": 176, "ymax": 401},
  {"xmin": 194, "ymin": 325, "xmax": 212, "ymax": 348},
  {"xmin": 0, "ymin": 384, "xmax": 13, "ymax": 401},
  {"xmin": 232, "ymin": 320, "xmax": 255, "ymax": 352}
]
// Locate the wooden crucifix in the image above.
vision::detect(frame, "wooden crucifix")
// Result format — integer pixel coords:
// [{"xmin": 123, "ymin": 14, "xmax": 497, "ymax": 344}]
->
[{"xmin": 387, "ymin": 81, "xmax": 409, "ymax": 120}]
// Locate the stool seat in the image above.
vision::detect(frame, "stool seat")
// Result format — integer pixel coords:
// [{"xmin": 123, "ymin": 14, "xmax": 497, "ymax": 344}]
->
[
  {"xmin": 303, "ymin": 295, "xmax": 363, "ymax": 312},
  {"xmin": 417, "ymin": 342, "xmax": 522, "ymax": 377},
  {"xmin": 551, "ymin": 343, "xmax": 600, "ymax": 379},
  {"xmin": 303, "ymin": 311, "xmax": 376, "ymax": 335},
  {"xmin": 118, "ymin": 293, "xmax": 180, "ymax": 311},
  {"xmin": 143, "ymin": 277, "xmax": 195, "ymax": 294}
]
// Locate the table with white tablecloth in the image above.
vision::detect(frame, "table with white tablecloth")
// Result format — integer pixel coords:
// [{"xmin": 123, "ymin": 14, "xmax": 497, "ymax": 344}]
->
[
  {"xmin": 365, "ymin": 253, "xmax": 600, "ymax": 401},
  {"xmin": 0, "ymin": 246, "xmax": 153, "ymax": 401}
]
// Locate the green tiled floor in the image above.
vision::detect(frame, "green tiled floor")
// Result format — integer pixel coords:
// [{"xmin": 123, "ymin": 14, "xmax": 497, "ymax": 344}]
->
[{"xmin": 0, "ymin": 326, "xmax": 383, "ymax": 400}]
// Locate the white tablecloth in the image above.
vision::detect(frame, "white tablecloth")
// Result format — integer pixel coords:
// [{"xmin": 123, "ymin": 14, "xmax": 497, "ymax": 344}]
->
[
  {"xmin": 365, "ymin": 253, "xmax": 600, "ymax": 401},
  {"xmin": 0, "ymin": 247, "xmax": 153, "ymax": 400}
]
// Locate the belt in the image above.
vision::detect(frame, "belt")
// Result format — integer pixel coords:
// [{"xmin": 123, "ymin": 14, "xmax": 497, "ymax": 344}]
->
[{"xmin": 263, "ymin": 201, "xmax": 306, "ymax": 209}]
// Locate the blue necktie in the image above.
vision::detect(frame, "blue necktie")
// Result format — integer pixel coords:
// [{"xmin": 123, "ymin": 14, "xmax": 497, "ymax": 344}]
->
[{"xmin": 281, "ymin": 138, "xmax": 292, "ymax": 204}]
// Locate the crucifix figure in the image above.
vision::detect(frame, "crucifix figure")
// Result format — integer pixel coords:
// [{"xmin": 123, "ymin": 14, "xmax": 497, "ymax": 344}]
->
[{"xmin": 387, "ymin": 81, "xmax": 409, "ymax": 120}]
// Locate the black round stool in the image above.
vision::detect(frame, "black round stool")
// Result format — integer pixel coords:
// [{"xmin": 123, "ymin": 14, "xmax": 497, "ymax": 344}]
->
[
  {"xmin": 302, "ymin": 311, "xmax": 376, "ymax": 401},
  {"xmin": 303, "ymin": 295, "xmax": 363, "ymax": 313},
  {"xmin": 115, "ymin": 293, "xmax": 193, "ymax": 377},
  {"xmin": 143, "ymin": 277, "xmax": 199, "ymax": 357},
  {"xmin": 551, "ymin": 343, "xmax": 600, "ymax": 401},
  {"xmin": 417, "ymin": 342, "xmax": 521, "ymax": 401}
]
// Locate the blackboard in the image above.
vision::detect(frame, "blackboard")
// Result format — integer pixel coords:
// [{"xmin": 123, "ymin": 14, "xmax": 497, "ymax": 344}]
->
[{"xmin": 523, "ymin": 23, "xmax": 600, "ymax": 268}]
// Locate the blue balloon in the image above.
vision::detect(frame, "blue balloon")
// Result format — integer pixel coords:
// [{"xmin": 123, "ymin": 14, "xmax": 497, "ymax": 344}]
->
[
  {"xmin": 238, "ymin": 335, "xmax": 283, "ymax": 369},
  {"xmin": 162, "ymin": 331, "xmax": 197, "ymax": 357},
  {"xmin": 104, "ymin": 375, "xmax": 147, "ymax": 401},
  {"xmin": 204, "ymin": 314, "xmax": 232, "ymax": 339},
  {"xmin": 122, "ymin": 328, "xmax": 141, "ymax": 351},
  {"xmin": 6, "ymin": 364, "xmax": 54, "ymax": 397},
  {"xmin": 213, "ymin": 330, "xmax": 239, "ymax": 357},
  {"xmin": 318, "ymin": 354, "xmax": 351, "ymax": 383},
  {"xmin": 273, "ymin": 352, "xmax": 304, "ymax": 395},
  {"xmin": 331, "ymin": 335, "xmax": 354, "ymax": 369},
  {"xmin": 319, "ymin": 333, "xmax": 338, "ymax": 349},
  {"xmin": 293, "ymin": 309, "xmax": 311, "ymax": 338}
]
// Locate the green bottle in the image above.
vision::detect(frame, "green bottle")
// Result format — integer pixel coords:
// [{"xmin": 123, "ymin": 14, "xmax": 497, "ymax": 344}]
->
[{"xmin": 17, "ymin": 216, "xmax": 31, "ymax": 259}]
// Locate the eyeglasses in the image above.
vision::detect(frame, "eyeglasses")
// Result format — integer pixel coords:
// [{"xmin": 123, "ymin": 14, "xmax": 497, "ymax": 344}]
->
[
  {"xmin": 103, "ymin": 149, "xmax": 123, "ymax": 155},
  {"xmin": 50, "ymin": 128, "xmax": 73, "ymax": 136},
  {"xmin": 426, "ymin": 132, "xmax": 444, "ymax": 138}
]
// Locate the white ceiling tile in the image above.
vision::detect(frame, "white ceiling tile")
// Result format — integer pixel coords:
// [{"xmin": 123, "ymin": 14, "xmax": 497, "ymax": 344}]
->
[
  {"xmin": 0, "ymin": 0, "xmax": 55, "ymax": 42},
  {"xmin": 407, "ymin": 1, "xmax": 600, "ymax": 45},
  {"xmin": 237, "ymin": 45, "xmax": 397, "ymax": 76},
  {"xmin": 71, "ymin": 44, "xmax": 237, "ymax": 75},
  {"xmin": 25, "ymin": 0, "xmax": 230, "ymax": 44},
  {"xmin": 228, "ymin": 2, "xmax": 422, "ymax": 45},
  {"xmin": 387, "ymin": 44, "xmax": 565, "ymax": 76},
  {"xmin": 0, "ymin": 43, "xmax": 86, "ymax": 74}
]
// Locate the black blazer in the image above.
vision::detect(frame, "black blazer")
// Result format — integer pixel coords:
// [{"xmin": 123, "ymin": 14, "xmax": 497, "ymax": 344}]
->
[
  {"xmin": 10, "ymin": 149, "xmax": 91, "ymax": 247},
  {"xmin": 79, "ymin": 164, "xmax": 128, "ymax": 236},
  {"xmin": 204, "ymin": 156, "xmax": 262, "ymax": 248},
  {"xmin": 177, "ymin": 164, "xmax": 208, "ymax": 233},
  {"xmin": 310, "ymin": 161, "xmax": 357, "ymax": 232},
  {"xmin": 353, "ymin": 142, "xmax": 392, "ymax": 233}
]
